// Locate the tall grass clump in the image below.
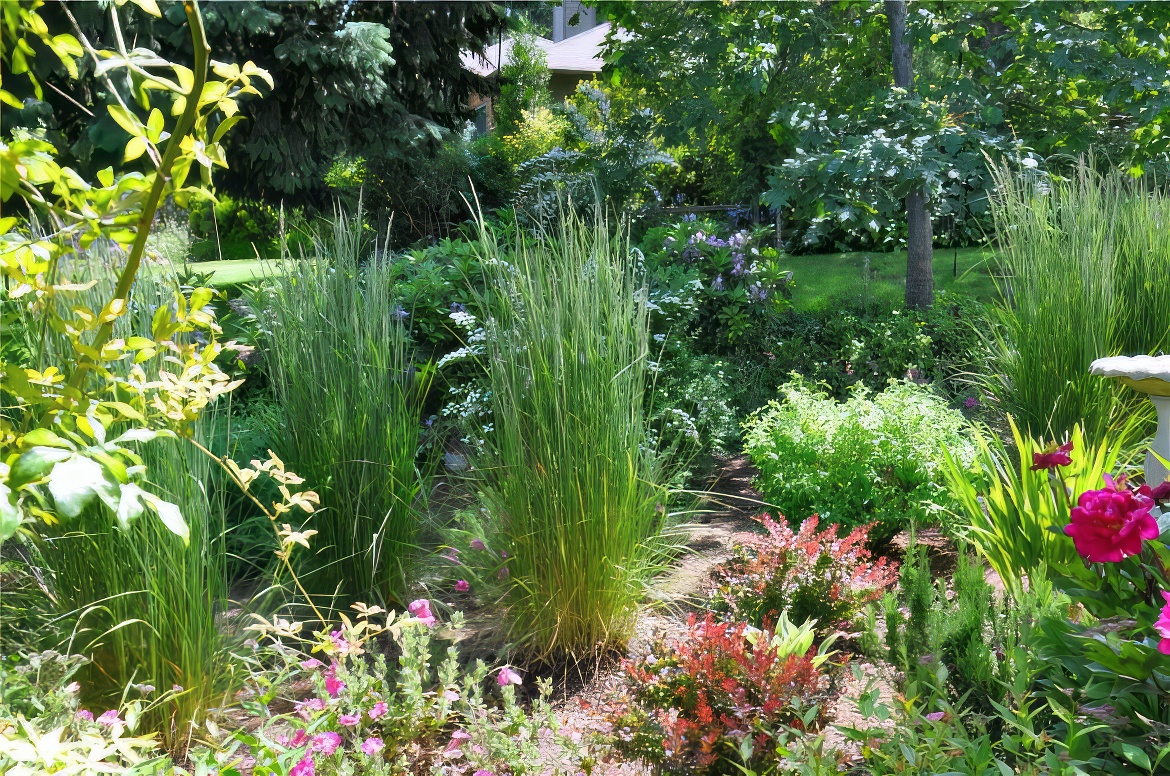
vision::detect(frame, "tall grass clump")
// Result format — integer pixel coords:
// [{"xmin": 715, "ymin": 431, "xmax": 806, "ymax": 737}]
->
[
  {"xmin": 986, "ymin": 158, "xmax": 1170, "ymax": 442},
  {"xmin": 470, "ymin": 208, "xmax": 669, "ymax": 660},
  {"xmin": 15, "ymin": 250, "xmax": 238, "ymax": 753},
  {"xmin": 258, "ymin": 210, "xmax": 432, "ymax": 606}
]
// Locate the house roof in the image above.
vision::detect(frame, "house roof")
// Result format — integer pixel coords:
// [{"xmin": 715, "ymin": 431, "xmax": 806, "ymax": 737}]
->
[{"xmin": 461, "ymin": 22, "xmax": 611, "ymax": 78}]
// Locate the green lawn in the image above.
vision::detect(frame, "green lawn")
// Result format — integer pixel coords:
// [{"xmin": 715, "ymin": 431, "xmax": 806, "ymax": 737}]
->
[
  {"xmin": 186, "ymin": 259, "xmax": 280, "ymax": 287},
  {"xmin": 193, "ymin": 246, "xmax": 1003, "ymax": 307},
  {"xmin": 782, "ymin": 245, "xmax": 1001, "ymax": 311}
]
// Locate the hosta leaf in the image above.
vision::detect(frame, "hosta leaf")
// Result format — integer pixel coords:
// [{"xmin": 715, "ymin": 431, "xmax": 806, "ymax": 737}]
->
[
  {"xmin": 0, "ymin": 484, "xmax": 21, "ymax": 543},
  {"xmin": 47, "ymin": 455, "xmax": 120, "ymax": 519},
  {"xmin": 8, "ymin": 446, "xmax": 72, "ymax": 489},
  {"xmin": 141, "ymin": 491, "xmax": 188, "ymax": 544}
]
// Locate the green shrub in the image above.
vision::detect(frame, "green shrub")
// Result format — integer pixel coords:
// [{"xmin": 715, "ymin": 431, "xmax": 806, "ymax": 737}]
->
[
  {"xmin": 467, "ymin": 208, "xmax": 670, "ymax": 659},
  {"xmin": 725, "ymin": 295, "xmax": 988, "ymax": 415},
  {"xmin": 743, "ymin": 379, "xmax": 975, "ymax": 544},
  {"xmin": 187, "ymin": 193, "xmax": 281, "ymax": 261},
  {"xmin": 256, "ymin": 210, "xmax": 433, "ymax": 605}
]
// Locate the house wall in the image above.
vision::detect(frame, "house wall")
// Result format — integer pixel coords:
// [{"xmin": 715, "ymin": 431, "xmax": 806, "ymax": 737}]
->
[{"xmin": 552, "ymin": 0, "xmax": 601, "ymax": 42}]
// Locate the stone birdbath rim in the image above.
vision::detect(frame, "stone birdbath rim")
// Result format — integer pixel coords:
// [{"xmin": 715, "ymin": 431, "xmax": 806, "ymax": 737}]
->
[{"xmin": 1089, "ymin": 354, "xmax": 1170, "ymax": 397}]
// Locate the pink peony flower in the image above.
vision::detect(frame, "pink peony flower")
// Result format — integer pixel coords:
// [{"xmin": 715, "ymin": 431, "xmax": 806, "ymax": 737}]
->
[
  {"xmin": 311, "ymin": 731, "xmax": 341, "ymax": 756},
  {"xmin": 368, "ymin": 700, "xmax": 388, "ymax": 720},
  {"xmin": 361, "ymin": 736, "xmax": 385, "ymax": 756},
  {"xmin": 295, "ymin": 697, "xmax": 326, "ymax": 721},
  {"xmin": 1064, "ymin": 474, "xmax": 1159, "ymax": 562},
  {"xmin": 97, "ymin": 710, "xmax": 121, "ymax": 727},
  {"xmin": 1155, "ymin": 590, "xmax": 1170, "ymax": 655},
  {"xmin": 455, "ymin": 579, "xmax": 470, "ymax": 593},
  {"xmin": 470, "ymin": 539, "xmax": 486, "ymax": 550},
  {"xmin": 290, "ymin": 755, "xmax": 315, "ymax": 776},
  {"xmin": 497, "ymin": 666, "xmax": 522, "ymax": 686},
  {"xmin": 75, "ymin": 709, "xmax": 94, "ymax": 722},
  {"xmin": 300, "ymin": 658, "xmax": 324, "ymax": 671},
  {"xmin": 1032, "ymin": 440, "xmax": 1073, "ymax": 470},
  {"xmin": 339, "ymin": 713, "xmax": 360, "ymax": 726},
  {"xmin": 408, "ymin": 598, "xmax": 437, "ymax": 627}
]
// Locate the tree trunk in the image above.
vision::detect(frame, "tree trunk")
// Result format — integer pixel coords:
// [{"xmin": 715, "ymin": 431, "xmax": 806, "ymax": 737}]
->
[{"xmin": 886, "ymin": 0, "xmax": 934, "ymax": 308}]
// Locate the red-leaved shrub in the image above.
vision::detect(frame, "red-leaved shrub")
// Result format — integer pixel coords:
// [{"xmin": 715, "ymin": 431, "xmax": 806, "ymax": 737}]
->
[
  {"xmin": 609, "ymin": 613, "xmax": 832, "ymax": 774},
  {"xmin": 711, "ymin": 514, "xmax": 898, "ymax": 629}
]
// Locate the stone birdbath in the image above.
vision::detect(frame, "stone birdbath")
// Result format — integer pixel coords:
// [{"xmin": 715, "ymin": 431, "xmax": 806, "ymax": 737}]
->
[{"xmin": 1090, "ymin": 354, "xmax": 1170, "ymax": 485}]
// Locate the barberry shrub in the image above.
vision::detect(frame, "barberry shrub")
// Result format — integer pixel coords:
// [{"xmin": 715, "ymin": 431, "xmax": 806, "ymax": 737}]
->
[
  {"xmin": 711, "ymin": 514, "xmax": 899, "ymax": 629},
  {"xmin": 610, "ymin": 614, "xmax": 832, "ymax": 775}
]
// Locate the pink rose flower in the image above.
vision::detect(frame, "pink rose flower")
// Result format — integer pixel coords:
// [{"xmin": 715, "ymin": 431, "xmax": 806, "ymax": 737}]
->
[
  {"xmin": 361, "ymin": 736, "xmax": 385, "ymax": 756},
  {"xmin": 1064, "ymin": 474, "xmax": 1159, "ymax": 562},
  {"xmin": 75, "ymin": 710, "xmax": 94, "ymax": 722},
  {"xmin": 368, "ymin": 700, "xmax": 388, "ymax": 720},
  {"xmin": 455, "ymin": 579, "xmax": 470, "ymax": 593},
  {"xmin": 97, "ymin": 710, "xmax": 121, "ymax": 727},
  {"xmin": 339, "ymin": 713, "xmax": 360, "ymax": 726},
  {"xmin": 497, "ymin": 666, "xmax": 522, "ymax": 686},
  {"xmin": 311, "ymin": 731, "xmax": 341, "ymax": 756},
  {"xmin": 290, "ymin": 755, "xmax": 315, "ymax": 776},
  {"xmin": 1155, "ymin": 590, "xmax": 1170, "ymax": 655},
  {"xmin": 408, "ymin": 598, "xmax": 437, "ymax": 627}
]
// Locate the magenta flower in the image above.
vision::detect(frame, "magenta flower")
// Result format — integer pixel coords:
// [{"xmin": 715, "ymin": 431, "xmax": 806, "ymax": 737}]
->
[
  {"xmin": 470, "ymin": 539, "xmax": 486, "ymax": 550},
  {"xmin": 325, "ymin": 673, "xmax": 345, "ymax": 699},
  {"xmin": 497, "ymin": 666, "xmax": 522, "ymax": 687},
  {"xmin": 497, "ymin": 566, "xmax": 510, "ymax": 580},
  {"xmin": 1155, "ymin": 591, "xmax": 1170, "ymax": 655},
  {"xmin": 361, "ymin": 736, "xmax": 385, "ymax": 756},
  {"xmin": 339, "ymin": 713, "xmax": 360, "ymax": 726},
  {"xmin": 300, "ymin": 658, "xmax": 324, "ymax": 671},
  {"xmin": 290, "ymin": 755, "xmax": 315, "ymax": 776},
  {"xmin": 964, "ymin": 396, "xmax": 979, "ymax": 409},
  {"xmin": 1064, "ymin": 474, "xmax": 1159, "ymax": 562},
  {"xmin": 408, "ymin": 598, "xmax": 437, "ymax": 627},
  {"xmin": 311, "ymin": 731, "xmax": 341, "ymax": 756},
  {"xmin": 1031, "ymin": 440, "xmax": 1073, "ymax": 470},
  {"xmin": 75, "ymin": 710, "xmax": 94, "ymax": 722},
  {"xmin": 290, "ymin": 729, "xmax": 309, "ymax": 748},
  {"xmin": 455, "ymin": 579, "xmax": 470, "ymax": 593},
  {"xmin": 329, "ymin": 630, "xmax": 352, "ymax": 654},
  {"xmin": 97, "ymin": 710, "xmax": 121, "ymax": 727},
  {"xmin": 368, "ymin": 700, "xmax": 388, "ymax": 720},
  {"xmin": 295, "ymin": 697, "xmax": 326, "ymax": 721}
]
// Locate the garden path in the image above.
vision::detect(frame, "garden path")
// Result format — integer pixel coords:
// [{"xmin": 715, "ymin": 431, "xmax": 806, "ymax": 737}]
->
[{"xmin": 544, "ymin": 455, "xmax": 897, "ymax": 774}]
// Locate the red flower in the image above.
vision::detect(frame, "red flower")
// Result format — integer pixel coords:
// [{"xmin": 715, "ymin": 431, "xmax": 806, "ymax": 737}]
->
[
  {"xmin": 1139, "ymin": 480, "xmax": 1170, "ymax": 501},
  {"xmin": 1064, "ymin": 474, "xmax": 1159, "ymax": 562},
  {"xmin": 1031, "ymin": 440, "xmax": 1073, "ymax": 470}
]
